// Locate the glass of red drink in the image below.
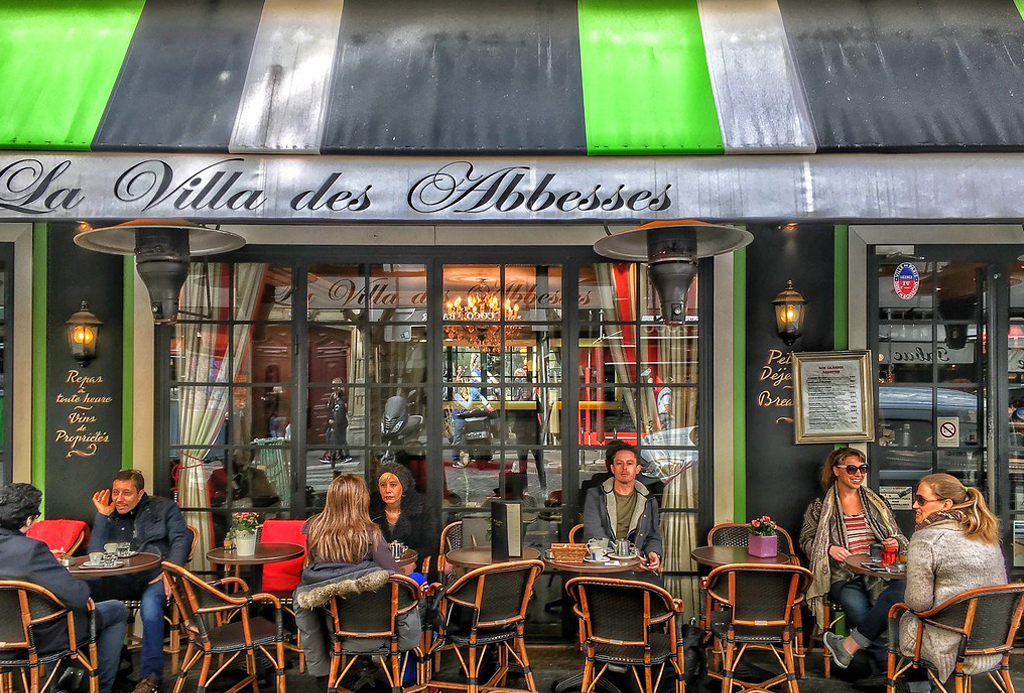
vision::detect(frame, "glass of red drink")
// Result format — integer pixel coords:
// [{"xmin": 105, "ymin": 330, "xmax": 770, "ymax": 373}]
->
[{"xmin": 882, "ymin": 545, "xmax": 897, "ymax": 566}]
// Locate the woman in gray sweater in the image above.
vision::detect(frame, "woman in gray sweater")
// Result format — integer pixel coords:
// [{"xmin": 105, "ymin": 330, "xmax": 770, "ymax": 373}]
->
[{"xmin": 825, "ymin": 473, "xmax": 1006, "ymax": 692}]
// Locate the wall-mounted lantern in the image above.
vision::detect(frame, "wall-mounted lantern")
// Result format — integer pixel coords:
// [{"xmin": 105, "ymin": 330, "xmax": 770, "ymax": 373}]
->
[
  {"xmin": 772, "ymin": 279, "xmax": 806, "ymax": 346},
  {"xmin": 67, "ymin": 301, "xmax": 102, "ymax": 366}
]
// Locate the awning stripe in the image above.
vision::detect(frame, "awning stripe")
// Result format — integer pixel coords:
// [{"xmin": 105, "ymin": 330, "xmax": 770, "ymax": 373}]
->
[
  {"xmin": 228, "ymin": 0, "xmax": 345, "ymax": 154},
  {"xmin": 697, "ymin": 0, "xmax": 816, "ymax": 154},
  {"xmin": 0, "ymin": 1, "xmax": 144, "ymax": 150},
  {"xmin": 778, "ymin": 0, "xmax": 1024, "ymax": 151},
  {"xmin": 92, "ymin": 0, "xmax": 264, "ymax": 152},
  {"xmin": 320, "ymin": 0, "xmax": 586, "ymax": 154},
  {"xmin": 577, "ymin": 0, "xmax": 723, "ymax": 155}
]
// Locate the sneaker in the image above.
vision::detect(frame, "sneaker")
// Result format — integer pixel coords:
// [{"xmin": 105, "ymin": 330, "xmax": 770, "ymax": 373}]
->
[
  {"xmin": 823, "ymin": 631, "xmax": 853, "ymax": 669},
  {"xmin": 131, "ymin": 675, "xmax": 160, "ymax": 693},
  {"xmin": 451, "ymin": 459, "xmax": 465, "ymax": 469}
]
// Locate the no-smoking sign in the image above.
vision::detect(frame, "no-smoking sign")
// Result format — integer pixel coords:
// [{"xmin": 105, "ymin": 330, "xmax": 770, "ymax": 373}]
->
[{"xmin": 937, "ymin": 417, "xmax": 959, "ymax": 448}]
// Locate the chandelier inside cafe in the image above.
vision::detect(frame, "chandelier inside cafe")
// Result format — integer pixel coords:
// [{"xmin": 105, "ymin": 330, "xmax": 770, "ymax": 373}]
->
[{"xmin": 444, "ymin": 286, "xmax": 523, "ymax": 350}]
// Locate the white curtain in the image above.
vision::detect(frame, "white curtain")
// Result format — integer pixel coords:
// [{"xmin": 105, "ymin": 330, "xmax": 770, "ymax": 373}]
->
[{"xmin": 176, "ymin": 263, "xmax": 266, "ymax": 571}]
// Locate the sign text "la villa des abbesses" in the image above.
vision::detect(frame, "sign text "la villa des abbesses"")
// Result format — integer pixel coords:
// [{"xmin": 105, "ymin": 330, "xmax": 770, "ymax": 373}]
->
[{"xmin": 0, "ymin": 155, "xmax": 673, "ymax": 222}]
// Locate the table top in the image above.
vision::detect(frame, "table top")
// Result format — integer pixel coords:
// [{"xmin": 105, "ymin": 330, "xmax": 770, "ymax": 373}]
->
[
  {"xmin": 207, "ymin": 542, "xmax": 305, "ymax": 566},
  {"xmin": 845, "ymin": 553, "xmax": 906, "ymax": 580},
  {"xmin": 542, "ymin": 553, "xmax": 643, "ymax": 574},
  {"xmin": 68, "ymin": 552, "xmax": 162, "ymax": 578},
  {"xmin": 446, "ymin": 545, "xmax": 541, "ymax": 569},
  {"xmin": 690, "ymin": 545, "xmax": 794, "ymax": 568}
]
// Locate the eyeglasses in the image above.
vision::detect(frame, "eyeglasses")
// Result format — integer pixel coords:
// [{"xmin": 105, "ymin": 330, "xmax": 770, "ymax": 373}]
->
[
  {"xmin": 836, "ymin": 464, "xmax": 869, "ymax": 475},
  {"xmin": 912, "ymin": 494, "xmax": 943, "ymax": 507}
]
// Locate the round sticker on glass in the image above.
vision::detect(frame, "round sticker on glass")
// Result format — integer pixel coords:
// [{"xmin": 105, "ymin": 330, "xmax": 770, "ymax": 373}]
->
[{"xmin": 893, "ymin": 262, "xmax": 920, "ymax": 300}]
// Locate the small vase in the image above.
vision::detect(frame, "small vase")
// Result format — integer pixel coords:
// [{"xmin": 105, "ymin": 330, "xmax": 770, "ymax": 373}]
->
[
  {"xmin": 234, "ymin": 531, "xmax": 257, "ymax": 556},
  {"xmin": 748, "ymin": 533, "xmax": 778, "ymax": 558}
]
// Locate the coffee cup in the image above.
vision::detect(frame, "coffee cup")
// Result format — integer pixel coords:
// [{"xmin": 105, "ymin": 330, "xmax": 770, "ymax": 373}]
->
[
  {"xmin": 116, "ymin": 542, "xmax": 132, "ymax": 557},
  {"xmin": 103, "ymin": 542, "xmax": 119, "ymax": 553},
  {"xmin": 88, "ymin": 552, "xmax": 104, "ymax": 566},
  {"xmin": 586, "ymin": 539, "xmax": 608, "ymax": 561}
]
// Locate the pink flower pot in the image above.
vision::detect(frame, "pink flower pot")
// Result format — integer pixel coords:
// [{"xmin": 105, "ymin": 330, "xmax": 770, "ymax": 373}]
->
[{"xmin": 748, "ymin": 533, "xmax": 778, "ymax": 558}]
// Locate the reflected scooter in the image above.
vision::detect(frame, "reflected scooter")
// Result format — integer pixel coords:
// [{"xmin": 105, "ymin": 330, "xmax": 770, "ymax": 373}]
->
[
  {"xmin": 454, "ymin": 407, "xmax": 501, "ymax": 467},
  {"xmin": 380, "ymin": 395, "xmax": 424, "ymax": 464}
]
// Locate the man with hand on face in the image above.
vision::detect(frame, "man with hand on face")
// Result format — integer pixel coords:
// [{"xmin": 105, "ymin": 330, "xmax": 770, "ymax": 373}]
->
[
  {"xmin": 583, "ymin": 442, "xmax": 663, "ymax": 572},
  {"xmin": 87, "ymin": 470, "xmax": 190, "ymax": 693}
]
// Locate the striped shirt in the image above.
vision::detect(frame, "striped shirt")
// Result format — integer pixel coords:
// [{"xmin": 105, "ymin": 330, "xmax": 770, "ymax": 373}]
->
[{"xmin": 843, "ymin": 513, "xmax": 875, "ymax": 555}]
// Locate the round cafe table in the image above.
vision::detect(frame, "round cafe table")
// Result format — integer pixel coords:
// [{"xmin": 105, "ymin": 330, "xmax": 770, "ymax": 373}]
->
[
  {"xmin": 445, "ymin": 545, "xmax": 540, "ymax": 571},
  {"xmin": 68, "ymin": 552, "xmax": 162, "ymax": 578},
  {"xmin": 690, "ymin": 545, "xmax": 794, "ymax": 569},
  {"xmin": 845, "ymin": 553, "xmax": 906, "ymax": 580},
  {"xmin": 207, "ymin": 542, "xmax": 305, "ymax": 577},
  {"xmin": 397, "ymin": 549, "xmax": 418, "ymax": 570}
]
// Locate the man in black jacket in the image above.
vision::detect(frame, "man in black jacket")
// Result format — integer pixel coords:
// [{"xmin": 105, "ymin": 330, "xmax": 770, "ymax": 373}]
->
[
  {"xmin": 0, "ymin": 483, "xmax": 127, "ymax": 693},
  {"xmin": 87, "ymin": 470, "xmax": 190, "ymax": 693}
]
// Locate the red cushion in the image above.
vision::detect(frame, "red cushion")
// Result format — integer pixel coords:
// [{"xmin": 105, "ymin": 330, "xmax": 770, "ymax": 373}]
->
[
  {"xmin": 259, "ymin": 519, "xmax": 306, "ymax": 592},
  {"xmin": 27, "ymin": 520, "xmax": 89, "ymax": 554}
]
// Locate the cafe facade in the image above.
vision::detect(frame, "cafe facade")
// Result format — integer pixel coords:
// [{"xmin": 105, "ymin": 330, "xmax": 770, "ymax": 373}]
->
[{"xmin": 3, "ymin": 0, "xmax": 1024, "ymax": 628}]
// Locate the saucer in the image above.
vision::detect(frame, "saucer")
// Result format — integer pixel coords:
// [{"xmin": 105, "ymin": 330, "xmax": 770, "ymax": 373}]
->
[
  {"xmin": 583, "ymin": 555, "xmax": 608, "ymax": 563},
  {"xmin": 80, "ymin": 559, "xmax": 124, "ymax": 569},
  {"xmin": 608, "ymin": 552, "xmax": 637, "ymax": 561}
]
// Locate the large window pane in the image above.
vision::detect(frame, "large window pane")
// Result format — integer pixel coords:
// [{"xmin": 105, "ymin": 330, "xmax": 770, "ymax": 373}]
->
[
  {"xmin": 308, "ymin": 264, "xmax": 364, "ymax": 321},
  {"xmin": 369, "ymin": 264, "xmax": 426, "ymax": 322}
]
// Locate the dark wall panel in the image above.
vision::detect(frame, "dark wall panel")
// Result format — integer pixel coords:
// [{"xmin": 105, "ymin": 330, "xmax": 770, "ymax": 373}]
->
[
  {"xmin": 93, "ymin": 0, "xmax": 264, "ymax": 152},
  {"xmin": 322, "ymin": 0, "xmax": 587, "ymax": 153},
  {"xmin": 45, "ymin": 224, "xmax": 123, "ymax": 523},
  {"xmin": 778, "ymin": 0, "xmax": 1024, "ymax": 151},
  {"xmin": 745, "ymin": 224, "xmax": 835, "ymax": 552}
]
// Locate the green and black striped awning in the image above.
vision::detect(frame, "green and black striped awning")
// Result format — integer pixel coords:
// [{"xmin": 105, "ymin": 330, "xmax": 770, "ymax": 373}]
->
[{"xmin": 4, "ymin": 0, "xmax": 1024, "ymax": 156}]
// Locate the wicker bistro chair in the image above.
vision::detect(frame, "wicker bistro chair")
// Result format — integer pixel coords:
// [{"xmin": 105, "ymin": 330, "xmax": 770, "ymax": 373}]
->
[
  {"xmin": 324, "ymin": 573, "xmax": 425, "ymax": 693},
  {"xmin": 567, "ymin": 524, "xmax": 584, "ymax": 544},
  {"xmin": 425, "ymin": 559, "xmax": 544, "ymax": 693},
  {"xmin": 438, "ymin": 521, "xmax": 463, "ymax": 574},
  {"xmin": 162, "ymin": 561, "xmax": 286, "ymax": 693},
  {"xmin": 565, "ymin": 576, "xmax": 686, "ymax": 693},
  {"xmin": 704, "ymin": 524, "xmax": 809, "ymax": 678},
  {"xmin": 886, "ymin": 583, "xmax": 1024, "ymax": 693},
  {"xmin": 0, "ymin": 580, "xmax": 99, "ymax": 693},
  {"xmin": 704, "ymin": 563, "xmax": 812, "ymax": 693}
]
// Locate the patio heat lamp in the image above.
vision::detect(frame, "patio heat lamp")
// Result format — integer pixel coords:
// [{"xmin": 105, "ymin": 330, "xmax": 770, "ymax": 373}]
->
[
  {"xmin": 593, "ymin": 221, "xmax": 753, "ymax": 325},
  {"xmin": 74, "ymin": 220, "xmax": 245, "ymax": 324}
]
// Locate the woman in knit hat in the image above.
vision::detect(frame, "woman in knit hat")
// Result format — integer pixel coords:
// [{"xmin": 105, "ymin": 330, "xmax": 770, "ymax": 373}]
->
[{"xmin": 370, "ymin": 462, "xmax": 438, "ymax": 577}]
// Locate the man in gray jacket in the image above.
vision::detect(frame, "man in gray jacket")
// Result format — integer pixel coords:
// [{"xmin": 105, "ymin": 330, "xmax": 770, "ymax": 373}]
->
[{"xmin": 583, "ymin": 442, "xmax": 663, "ymax": 571}]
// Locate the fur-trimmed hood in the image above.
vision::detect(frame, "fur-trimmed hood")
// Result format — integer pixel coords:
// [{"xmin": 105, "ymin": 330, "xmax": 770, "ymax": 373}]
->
[{"xmin": 294, "ymin": 560, "xmax": 391, "ymax": 609}]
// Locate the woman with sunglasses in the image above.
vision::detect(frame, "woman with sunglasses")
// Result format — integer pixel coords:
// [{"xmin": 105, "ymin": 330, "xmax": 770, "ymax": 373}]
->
[
  {"xmin": 824, "ymin": 473, "xmax": 1005, "ymax": 691},
  {"xmin": 800, "ymin": 447, "xmax": 908, "ymax": 668}
]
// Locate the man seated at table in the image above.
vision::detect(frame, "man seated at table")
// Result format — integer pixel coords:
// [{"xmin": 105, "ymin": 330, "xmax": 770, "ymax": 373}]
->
[
  {"xmin": 87, "ymin": 470, "xmax": 190, "ymax": 693},
  {"xmin": 583, "ymin": 442, "xmax": 663, "ymax": 572},
  {"xmin": 0, "ymin": 483, "xmax": 128, "ymax": 693}
]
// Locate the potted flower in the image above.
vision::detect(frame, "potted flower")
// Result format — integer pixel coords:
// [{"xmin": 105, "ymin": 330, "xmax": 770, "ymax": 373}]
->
[
  {"xmin": 231, "ymin": 512, "xmax": 261, "ymax": 556},
  {"xmin": 748, "ymin": 515, "xmax": 779, "ymax": 558}
]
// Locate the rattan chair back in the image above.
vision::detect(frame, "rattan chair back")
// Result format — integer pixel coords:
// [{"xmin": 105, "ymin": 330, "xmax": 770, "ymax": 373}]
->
[
  {"xmin": 440, "ymin": 520, "xmax": 463, "ymax": 556},
  {"xmin": 707, "ymin": 523, "xmax": 797, "ymax": 555},
  {"xmin": 443, "ymin": 559, "xmax": 543, "ymax": 629},
  {"xmin": 919, "ymin": 583, "xmax": 1024, "ymax": 655},
  {"xmin": 568, "ymin": 523, "xmax": 584, "ymax": 543},
  {"xmin": 705, "ymin": 563, "xmax": 811, "ymax": 627},
  {"xmin": 326, "ymin": 574, "xmax": 421, "ymax": 643},
  {"xmin": 566, "ymin": 576, "xmax": 678, "ymax": 647},
  {"xmin": 0, "ymin": 580, "xmax": 73, "ymax": 651}
]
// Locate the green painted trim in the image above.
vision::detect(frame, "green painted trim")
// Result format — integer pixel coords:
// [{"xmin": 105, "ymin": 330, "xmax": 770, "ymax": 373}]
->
[
  {"xmin": 834, "ymin": 225, "xmax": 849, "ymax": 350},
  {"xmin": 31, "ymin": 225, "xmax": 46, "ymax": 507},
  {"xmin": 0, "ymin": 1, "xmax": 145, "ymax": 149},
  {"xmin": 122, "ymin": 258, "xmax": 133, "ymax": 470},
  {"xmin": 733, "ymin": 247, "xmax": 747, "ymax": 523},
  {"xmin": 1014, "ymin": 0, "xmax": 1024, "ymax": 23},
  {"xmin": 577, "ymin": 0, "xmax": 724, "ymax": 155}
]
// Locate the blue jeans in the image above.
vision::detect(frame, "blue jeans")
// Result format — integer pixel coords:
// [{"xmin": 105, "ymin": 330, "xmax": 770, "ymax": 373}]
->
[
  {"xmin": 451, "ymin": 413, "xmax": 465, "ymax": 460},
  {"xmin": 94, "ymin": 600, "xmax": 128, "ymax": 693},
  {"xmin": 139, "ymin": 580, "xmax": 166, "ymax": 679},
  {"xmin": 829, "ymin": 579, "xmax": 906, "ymax": 664}
]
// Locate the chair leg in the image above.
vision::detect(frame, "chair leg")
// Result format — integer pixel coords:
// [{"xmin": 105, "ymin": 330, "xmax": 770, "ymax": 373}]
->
[
  {"xmin": 643, "ymin": 665, "xmax": 654, "ymax": 693},
  {"xmin": 87, "ymin": 641, "xmax": 100, "ymax": 693},
  {"xmin": 196, "ymin": 654, "xmax": 213, "ymax": 693},
  {"xmin": 517, "ymin": 630, "xmax": 536, "ymax": 693},
  {"xmin": 467, "ymin": 644, "xmax": 478, "ymax": 693},
  {"xmin": 822, "ymin": 602, "xmax": 831, "ymax": 679},
  {"xmin": 327, "ymin": 648, "xmax": 341, "ymax": 693},
  {"xmin": 722, "ymin": 639, "xmax": 735, "ymax": 693},
  {"xmin": 245, "ymin": 649, "xmax": 259, "ymax": 693},
  {"xmin": 999, "ymin": 662, "xmax": 1015, "ymax": 693},
  {"xmin": 783, "ymin": 641, "xmax": 799, "ymax": 693},
  {"xmin": 173, "ymin": 643, "xmax": 197, "ymax": 693},
  {"xmin": 793, "ymin": 609, "xmax": 805, "ymax": 679}
]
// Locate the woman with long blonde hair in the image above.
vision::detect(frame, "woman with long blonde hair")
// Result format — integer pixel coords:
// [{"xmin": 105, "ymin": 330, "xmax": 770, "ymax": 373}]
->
[
  {"xmin": 825, "ymin": 474, "xmax": 1006, "ymax": 691},
  {"xmin": 294, "ymin": 474, "xmax": 408, "ymax": 686}
]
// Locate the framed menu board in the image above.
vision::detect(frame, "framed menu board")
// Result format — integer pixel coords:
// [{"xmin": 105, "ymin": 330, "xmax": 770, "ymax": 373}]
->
[{"xmin": 792, "ymin": 350, "xmax": 874, "ymax": 444}]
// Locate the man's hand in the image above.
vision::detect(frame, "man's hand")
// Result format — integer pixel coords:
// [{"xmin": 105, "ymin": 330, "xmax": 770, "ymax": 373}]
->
[
  {"xmin": 643, "ymin": 552, "xmax": 662, "ymax": 572},
  {"xmin": 881, "ymin": 537, "xmax": 899, "ymax": 549},
  {"xmin": 92, "ymin": 490, "xmax": 114, "ymax": 516}
]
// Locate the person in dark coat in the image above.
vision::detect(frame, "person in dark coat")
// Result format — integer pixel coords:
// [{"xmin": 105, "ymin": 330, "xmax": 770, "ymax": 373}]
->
[
  {"xmin": 87, "ymin": 469, "xmax": 191, "ymax": 693},
  {"xmin": 370, "ymin": 462, "xmax": 438, "ymax": 577},
  {"xmin": 0, "ymin": 483, "xmax": 127, "ymax": 693}
]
